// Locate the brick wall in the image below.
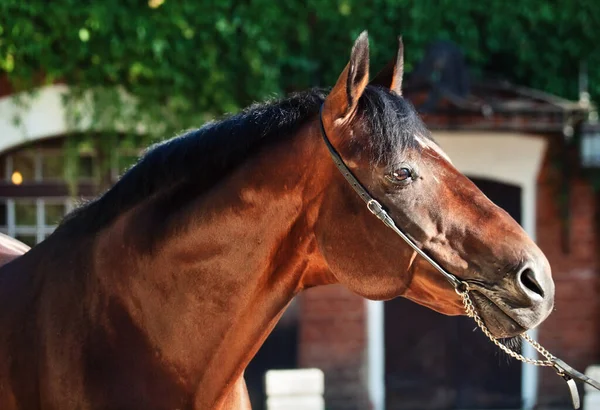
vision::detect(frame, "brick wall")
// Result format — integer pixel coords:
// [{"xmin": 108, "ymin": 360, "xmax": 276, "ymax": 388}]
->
[
  {"xmin": 298, "ymin": 285, "xmax": 371, "ymax": 410},
  {"xmin": 536, "ymin": 139, "xmax": 600, "ymax": 408}
]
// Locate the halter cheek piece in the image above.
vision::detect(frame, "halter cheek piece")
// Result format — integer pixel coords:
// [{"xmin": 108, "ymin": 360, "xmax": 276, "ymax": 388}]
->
[
  {"xmin": 318, "ymin": 104, "xmax": 600, "ymax": 409},
  {"xmin": 318, "ymin": 106, "xmax": 463, "ymax": 290}
]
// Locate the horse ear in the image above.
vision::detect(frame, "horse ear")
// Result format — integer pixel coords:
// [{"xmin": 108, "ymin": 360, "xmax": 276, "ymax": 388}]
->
[
  {"xmin": 370, "ymin": 36, "xmax": 404, "ymax": 95},
  {"xmin": 324, "ymin": 31, "xmax": 370, "ymax": 121}
]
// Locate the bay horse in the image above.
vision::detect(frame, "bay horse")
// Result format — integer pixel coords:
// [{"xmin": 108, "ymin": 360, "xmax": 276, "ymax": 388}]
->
[{"xmin": 0, "ymin": 32, "xmax": 554, "ymax": 410}]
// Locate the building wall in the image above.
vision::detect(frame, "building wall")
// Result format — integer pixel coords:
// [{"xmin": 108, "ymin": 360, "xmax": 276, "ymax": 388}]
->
[
  {"xmin": 536, "ymin": 138, "xmax": 600, "ymax": 408},
  {"xmin": 298, "ymin": 285, "xmax": 371, "ymax": 410}
]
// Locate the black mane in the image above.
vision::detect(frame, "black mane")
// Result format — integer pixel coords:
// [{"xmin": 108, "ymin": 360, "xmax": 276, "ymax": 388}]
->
[{"xmin": 59, "ymin": 86, "xmax": 428, "ymax": 233}]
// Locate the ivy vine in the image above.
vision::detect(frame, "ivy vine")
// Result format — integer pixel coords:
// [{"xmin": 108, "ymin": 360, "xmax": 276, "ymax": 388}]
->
[{"xmin": 1, "ymin": 0, "xmax": 599, "ymax": 188}]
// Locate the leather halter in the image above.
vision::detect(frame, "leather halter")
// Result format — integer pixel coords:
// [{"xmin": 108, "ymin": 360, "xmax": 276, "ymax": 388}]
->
[
  {"xmin": 318, "ymin": 104, "xmax": 600, "ymax": 407},
  {"xmin": 318, "ymin": 105, "xmax": 463, "ymax": 290}
]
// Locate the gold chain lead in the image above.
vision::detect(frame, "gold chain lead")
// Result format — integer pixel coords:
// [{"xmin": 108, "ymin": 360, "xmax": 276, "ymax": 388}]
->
[{"xmin": 457, "ymin": 284, "xmax": 555, "ymax": 367}]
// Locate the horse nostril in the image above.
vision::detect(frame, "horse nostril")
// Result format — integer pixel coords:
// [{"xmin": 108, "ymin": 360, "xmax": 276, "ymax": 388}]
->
[{"xmin": 519, "ymin": 268, "xmax": 544, "ymax": 298}]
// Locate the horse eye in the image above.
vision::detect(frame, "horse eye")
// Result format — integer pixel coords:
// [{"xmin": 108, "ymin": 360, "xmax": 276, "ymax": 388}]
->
[{"xmin": 386, "ymin": 168, "xmax": 413, "ymax": 184}]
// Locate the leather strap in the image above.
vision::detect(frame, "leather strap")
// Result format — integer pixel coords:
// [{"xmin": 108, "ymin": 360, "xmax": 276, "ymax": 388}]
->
[
  {"xmin": 318, "ymin": 105, "xmax": 463, "ymax": 289},
  {"xmin": 318, "ymin": 106, "xmax": 374, "ymax": 205},
  {"xmin": 554, "ymin": 358, "xmax": 600, "ymax": 390}
]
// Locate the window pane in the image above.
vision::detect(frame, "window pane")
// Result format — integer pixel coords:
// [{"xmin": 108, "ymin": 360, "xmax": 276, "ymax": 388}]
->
[
  {"xmin": 42, "ymin": 153, "xmax": 65, "ymax": 180},
  {"xmin": 78, "ymin": 156, "xmax": 95, "ymax": 179},
  {"xmin": 15, "ymin": 234, "xmax": 36, "ymax": 247},
  {"xmin": 15, "ymin": 201, "xmax": 37, "ymax": 226},
  {"xmin": 12, "ymin": 152, "xmax": 35, "ymax": 182},
  {"xmin": 0, "ymin": 202, "xmax": 6, "ymax": 226},
  {"xmin": 45, "ymin": 203, "xmax": 66, "ymax": 225},
  {"xmin": 0, "ymin": 156, "xmax": 6, "ymax": 181}
]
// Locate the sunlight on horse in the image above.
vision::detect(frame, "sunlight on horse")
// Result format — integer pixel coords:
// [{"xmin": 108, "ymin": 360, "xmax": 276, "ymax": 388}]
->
[{"xmin": 0, "ymin": 32, "xmax": 554, "ymax": 410}]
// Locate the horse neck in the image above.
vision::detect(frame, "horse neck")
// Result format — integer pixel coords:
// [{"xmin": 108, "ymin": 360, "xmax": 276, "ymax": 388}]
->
[{"xmin": 90, "ymin": 120, "xmax": 335, "ymax": 408}]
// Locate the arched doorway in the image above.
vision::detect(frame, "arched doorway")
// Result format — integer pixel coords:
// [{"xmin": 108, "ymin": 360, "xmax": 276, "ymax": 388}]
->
[{"xmin": 384, "ymin": 178, "xmax": 522, "ymax": 410}]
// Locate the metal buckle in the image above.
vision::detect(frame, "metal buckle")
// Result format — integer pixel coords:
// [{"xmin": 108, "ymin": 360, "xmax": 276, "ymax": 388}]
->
[{"xmin": 367, "ymin": 199, "xmax": 383, "ymax": 216}]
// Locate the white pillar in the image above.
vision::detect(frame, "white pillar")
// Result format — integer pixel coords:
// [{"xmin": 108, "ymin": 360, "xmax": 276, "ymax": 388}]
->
[{"xmin": 367, "ymin": 300, "xmax": 385, "ymax": 410}]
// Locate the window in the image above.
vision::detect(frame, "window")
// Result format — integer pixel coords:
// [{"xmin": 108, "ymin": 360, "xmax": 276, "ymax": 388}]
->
[
  {"xmin": 0, "ymin": 198, "xmax": 73, "ymax": 246},
  {"xmin": 1, "ymin": 144, "xmax": 145, "ymax": 186},
  {"xmin": 41, "ymin": 151, "xmax": 65, "ymax": 181},
  {"xmin": 0, "ymin": 148, "xmax": 101, "ymax": 185},
  {"xmin": 12, "ymin": 151, "xmax": 36, "ymax": 182},
  {"xmin": 44, "ymin": 202, "xmax": 67, "ymax": 226},
  {"xmin": 0, "ymin": 157, "xmax": 6, "ymax": 182},
  {"xmin": 14, "ymin": 200, "xmax": 37, "ymax": 226},
  {"xmin": 0, "ymin": 139, "xmax": 145, "ymax": 248}
]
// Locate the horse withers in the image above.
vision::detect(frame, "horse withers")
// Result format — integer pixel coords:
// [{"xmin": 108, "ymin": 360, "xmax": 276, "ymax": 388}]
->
[{"xmin": 0, "ymin": 32, "xmax": 554, "ymax": 409}]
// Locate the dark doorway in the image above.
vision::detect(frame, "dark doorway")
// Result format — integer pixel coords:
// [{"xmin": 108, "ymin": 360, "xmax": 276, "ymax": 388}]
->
[
  {"xmin": 384, "ymin": 178, "xmax": 523, "ymax": 410},
  {"xmin": 245, "ymin": 300, "xmax": 299, "ymax": 410}
]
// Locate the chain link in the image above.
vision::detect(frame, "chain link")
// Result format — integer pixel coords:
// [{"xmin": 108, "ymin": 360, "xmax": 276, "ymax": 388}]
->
[{"xmin": 457, "ymin": 283, "xmax": 555, "ymax": 367}]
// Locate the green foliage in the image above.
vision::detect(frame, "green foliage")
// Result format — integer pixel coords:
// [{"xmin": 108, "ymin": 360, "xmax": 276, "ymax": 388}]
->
[{"xmin": 1, "ymin": 0, "xmax": 599, "ymax": 140}]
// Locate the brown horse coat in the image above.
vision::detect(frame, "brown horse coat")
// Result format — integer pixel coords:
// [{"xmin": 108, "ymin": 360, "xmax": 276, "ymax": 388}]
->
[{"xmin": 0, "ymin": 32, "xmax": 553, "ymax": 410}]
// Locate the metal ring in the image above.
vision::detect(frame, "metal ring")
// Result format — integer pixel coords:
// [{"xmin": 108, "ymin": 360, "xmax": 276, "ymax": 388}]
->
[
  {"xmin": 455, "ymin": 281, "xmax": 470, "ymax": 295},
  {"xmin": 366, "ymin": 199, "xmax": 381, "ymax": 215}
]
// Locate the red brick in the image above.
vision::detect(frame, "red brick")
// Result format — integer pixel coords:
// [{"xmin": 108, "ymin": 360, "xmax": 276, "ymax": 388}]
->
[
  {"xmin": 298, "ymin": 285, "xmax": 370, "ymax": 410},
  {"xmin": 535, "ymin": 137, "xmax": 600, "ymax": 408}
]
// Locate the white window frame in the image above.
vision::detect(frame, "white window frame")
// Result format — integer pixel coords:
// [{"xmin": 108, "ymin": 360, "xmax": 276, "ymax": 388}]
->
[{"xmin": 0, "ymin": 197, "xmax": 74, "ymax": 245}]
